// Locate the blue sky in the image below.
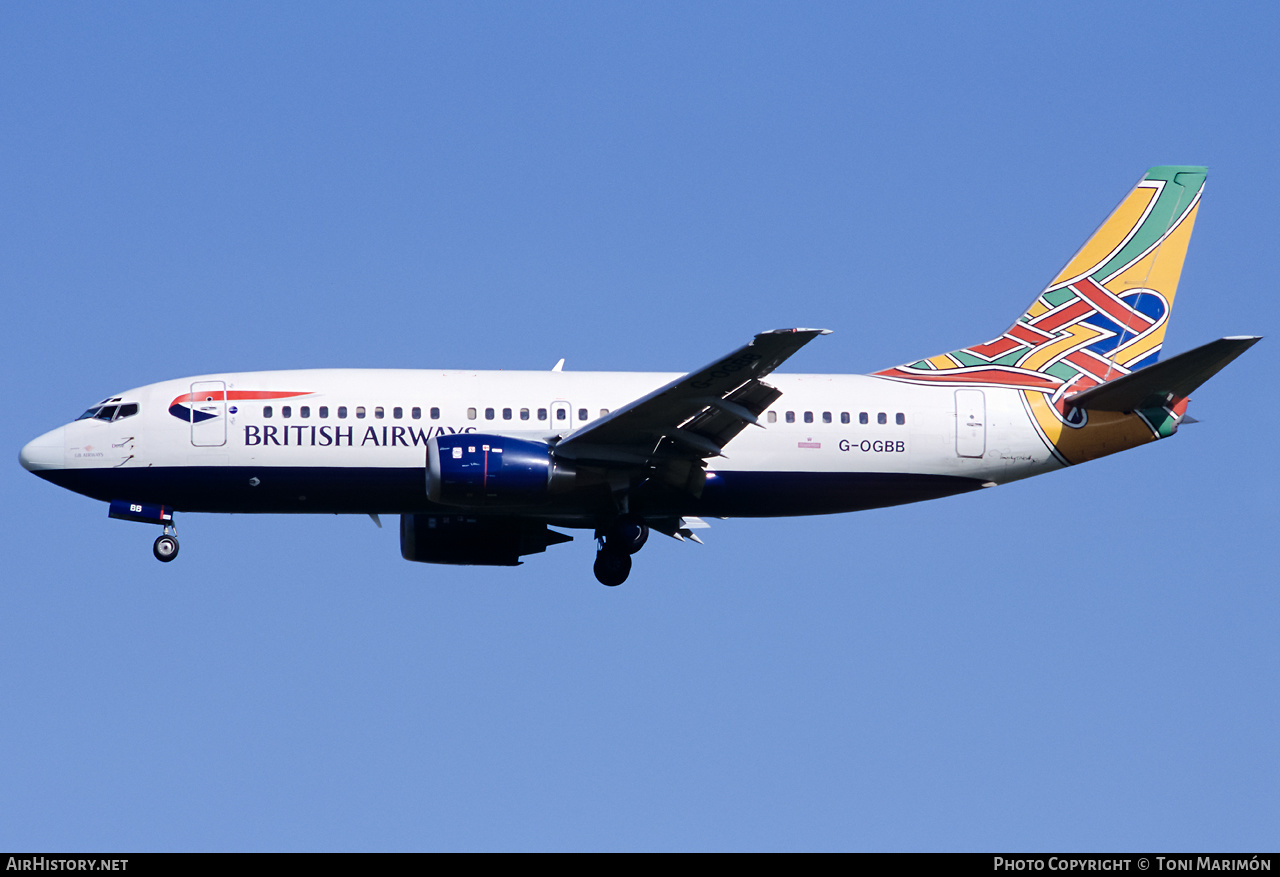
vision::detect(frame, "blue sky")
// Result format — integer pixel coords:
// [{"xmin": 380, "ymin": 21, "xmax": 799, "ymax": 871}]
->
[{"xmin": 3, "ymin": 2, "xmax": 1277, "ymax": 851}]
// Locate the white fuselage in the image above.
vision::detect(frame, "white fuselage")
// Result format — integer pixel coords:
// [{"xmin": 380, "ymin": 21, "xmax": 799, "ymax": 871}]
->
[{"xmin": 23, "ymin": 368, "xmax": 1062, "ymax": 525}]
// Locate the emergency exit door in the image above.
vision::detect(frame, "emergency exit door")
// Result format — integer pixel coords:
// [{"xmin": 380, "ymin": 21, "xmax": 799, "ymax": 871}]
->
[{"xmin": 550, "ymin": 400, "xmax": 573, "ymax": 433}]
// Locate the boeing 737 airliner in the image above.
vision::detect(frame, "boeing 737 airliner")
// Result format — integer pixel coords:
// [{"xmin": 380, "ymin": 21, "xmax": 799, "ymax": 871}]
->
[{"xmin": 20, "ymin": 167, "xmax": 1260, "ymax": 585}]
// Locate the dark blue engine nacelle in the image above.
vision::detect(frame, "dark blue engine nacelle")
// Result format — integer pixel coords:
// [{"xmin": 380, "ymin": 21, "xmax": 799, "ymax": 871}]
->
[
  {"xmin": 427, "ymin": 434, "xmax": 574, "ymax": 507},
  {"xmin": 400, "ymin": 514, "xmax": 573, "ymax": 565}
]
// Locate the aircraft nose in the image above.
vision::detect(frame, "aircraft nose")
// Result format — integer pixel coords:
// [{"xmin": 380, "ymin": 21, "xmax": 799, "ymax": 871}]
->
[{"xmin": 19, "ymin": 426, "xmax": 66, "ymax": 472}]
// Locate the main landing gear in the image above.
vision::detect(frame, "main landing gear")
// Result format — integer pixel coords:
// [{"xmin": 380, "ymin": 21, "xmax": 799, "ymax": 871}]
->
[
  {"xmin": 593, "ymin": 514, "xmax": 649, "ymax": 587},
  {"xmin": 153, "ymin": 525, "xmax": 179, "ymax": 563}
]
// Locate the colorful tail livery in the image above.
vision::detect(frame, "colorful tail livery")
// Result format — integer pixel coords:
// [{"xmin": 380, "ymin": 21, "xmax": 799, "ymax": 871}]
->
[{"xmin": 876, "ymin": 166, "xmax": 1255, "ymax": 464}]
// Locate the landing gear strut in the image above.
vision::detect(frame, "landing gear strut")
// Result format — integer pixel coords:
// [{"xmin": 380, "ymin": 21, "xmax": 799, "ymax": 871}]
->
[
  {"xmin": 593, "ymin": 514, "xmax": 649, "ymax": 586},
  {"xmin": 153, "ymin": 525, "xmax": 179, "ymax": 563}
]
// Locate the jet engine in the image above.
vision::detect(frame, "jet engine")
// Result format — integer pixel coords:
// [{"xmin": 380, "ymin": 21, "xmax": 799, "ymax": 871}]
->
[{"xmin": 427, "ymin": 434, "xmax": 574, "ymax": 507}]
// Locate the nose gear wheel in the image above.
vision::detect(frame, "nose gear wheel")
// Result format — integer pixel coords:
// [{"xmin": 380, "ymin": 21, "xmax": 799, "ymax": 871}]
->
[{"xmin": 153, "ymin": 534, "xmax": 179, "ymax": 562}]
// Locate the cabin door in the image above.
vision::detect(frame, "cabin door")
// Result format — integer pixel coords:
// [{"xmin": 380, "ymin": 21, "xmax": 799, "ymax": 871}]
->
[
  {"xmin": 955, "ymin": 389, "xmax": 986, "ymax": 458},
  {"xmin": 190, "ymin": 380, "xmax": 227, "ymax": 447}
]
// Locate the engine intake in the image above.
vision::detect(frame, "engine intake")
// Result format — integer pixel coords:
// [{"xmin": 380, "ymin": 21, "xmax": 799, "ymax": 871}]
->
[{"xmin": 427, "ymin": 434, "xmax": 574, "ymax": 507}]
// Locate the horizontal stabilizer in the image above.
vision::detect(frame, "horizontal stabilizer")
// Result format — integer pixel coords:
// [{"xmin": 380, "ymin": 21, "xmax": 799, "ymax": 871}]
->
[{"xmin": 1067, "ymin": 336, "xmax": 1261, "ymax": 412}]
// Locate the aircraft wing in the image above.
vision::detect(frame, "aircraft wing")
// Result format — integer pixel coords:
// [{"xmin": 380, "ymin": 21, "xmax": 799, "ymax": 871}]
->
[{"xmin": 555, "ymin": 328, "xmax": 829, "ymax": 469}]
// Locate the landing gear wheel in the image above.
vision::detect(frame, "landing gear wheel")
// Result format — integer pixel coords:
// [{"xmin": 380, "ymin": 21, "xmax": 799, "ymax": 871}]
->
[
  {"xmin": 153, "ymin": 534, "xmax": 179, "ymax": 563},
  {"xmin": 611, "ymin": 514, "xmax": 649, "ymax": 555},
  {"xmin": 594, "ymin": 548, "xmax": 631, "ymax": 587}
]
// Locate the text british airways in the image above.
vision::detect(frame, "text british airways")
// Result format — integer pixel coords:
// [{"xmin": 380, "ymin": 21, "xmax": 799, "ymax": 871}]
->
[{"xmin": 243, "ymin": 424, "xmax": 477, "ymax": 447}]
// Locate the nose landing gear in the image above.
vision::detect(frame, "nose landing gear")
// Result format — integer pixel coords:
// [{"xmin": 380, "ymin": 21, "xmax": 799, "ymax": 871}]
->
[
  {"xmin": 108, "ymin": 501, "xmax": 180, "ymax": 563},
  {"xmin": 593, "ymin": 514, "xmax": 649, "ymax": 586},
  {"xmin": 153, "ymin": 525, "xmax": 179, "ymax": 563}
]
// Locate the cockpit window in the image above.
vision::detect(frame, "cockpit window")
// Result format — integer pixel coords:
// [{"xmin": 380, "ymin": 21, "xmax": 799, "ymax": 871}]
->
[{"xmin": 76, "ymin": 403, "xmax": 139, "ymax": 422}]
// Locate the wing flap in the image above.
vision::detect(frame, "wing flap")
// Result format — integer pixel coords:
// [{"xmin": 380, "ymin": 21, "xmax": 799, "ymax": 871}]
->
[
  {"xmin": 650, "ymin": 515, "xmax": 711, "ymax": 543},
  {"xmin": 671, "ymin": 379, "xmax": 782, "ymax": 454}
]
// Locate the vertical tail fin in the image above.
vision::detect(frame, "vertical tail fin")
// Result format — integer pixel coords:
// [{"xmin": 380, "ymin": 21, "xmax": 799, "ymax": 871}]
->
[{"xmin": 876, "ymin": 166, "xmax": 1206, "ymax": 392}]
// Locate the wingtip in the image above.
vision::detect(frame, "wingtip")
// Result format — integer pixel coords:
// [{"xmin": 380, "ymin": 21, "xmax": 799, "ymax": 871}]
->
[{"xmin": 760, "ymin": 327, "xmax": 833, "ymax": 336}]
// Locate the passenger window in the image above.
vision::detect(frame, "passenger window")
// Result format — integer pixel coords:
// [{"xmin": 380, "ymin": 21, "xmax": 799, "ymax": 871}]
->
[
  {"xmin": 556, "ymin": 408, "xmax": 567, "ymax": 421},
  {"xmin": 804, "ymin": 411, "xmax": 814, "ymax": 423},
  {"xmin": 822, "ymin": 411, "xmax": 832, "ymax": 424},
  {"xmin": 538, "ymin": 408, "xmax": 547, "ymax": 421},
  {"xmin": 785, "ymin": 411, "xmax": 795, "ymax": 423},
  {"xmin": 430, "ymin": 407, "xmax": 440, "ymax": 420},
  {"xmin": 282, "ymin": 406, "xmax": 292, "ymax": 418},
  {"xmin": 859, "ymin": 412, "xmax": 868, "ymax": 425},
  {"xmin": 467, "ymin": 408, "xmax": 477, "ymax": 420},
  {"xmin": 393, "ymin": 407, "xmax": 403, "ymax": 419},
  {"xmin": 356, "ymin": 407, "xmax": 366, "ymax": 419},
  {"xmin": 520, "ymin": 408, "xmax": 530, "ymax": 421},
  {"xmin": 896, "ymin": 413, "xmax": 906, "ymax": 425},
  {"xmin": 485, "ymin": 408, "xmax": 495, "ymax": 420},
  {"xmin": 767, "ymin": 411, "xmax": 777, "ymax": 423},
  {"xmin": 338, "ymin": 406, "xmax": 348, "ymax": 418},
  {"xmin": 116, "ymin": 403, "xmax": 138, "ymax": 419},
  {"xmin": 375, "ymin": 407, "xmax": 384, "ymax": 419},
  {"xmin": 502, "ymin": 408, "xmax": 512, "ymax": 420},
  {"xmin": 878, "ymin": 412, "xmax": 887, "ymax": 425},
  {"xmin": 600, "ymin": 409, "xmax": 609, "ymax": 417},
  {"xmin": 300, "ymin": 406, "xmax": 310, "ymax": 418},
  {"xmin": 319, "ymin": 406, "xmax": 329, "ymax": 418},
  {"xmin": 411, "ymin": 407, "xmax": 421, "ymax": 420},
  {"xmin": 578, "ymin": 408, "xmax": 588, "ymax": 421},
  {"xmin": 263, "ymin": 406, "xmax": 273, "ymax": 418},
  {"xmin": 841, "ymin": 412, "xmax": 850, "ymax": 424}
]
